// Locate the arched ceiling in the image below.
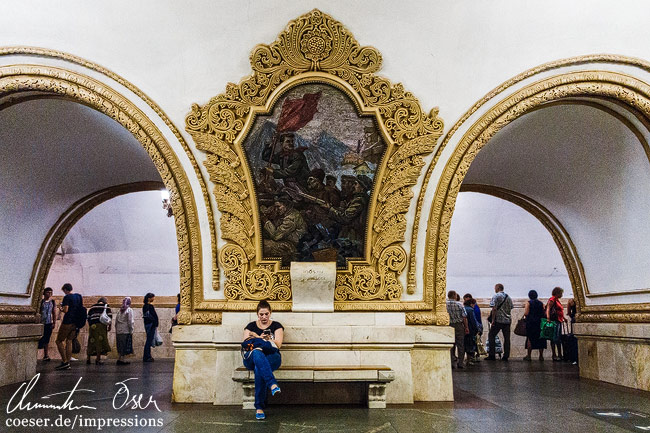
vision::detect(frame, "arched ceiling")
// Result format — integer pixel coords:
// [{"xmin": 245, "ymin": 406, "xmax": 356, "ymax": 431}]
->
[
  {"xmin": 0, "ymin": 98, "xmax": 162, "ymax": 296},
  {"xmin": 61, "ymin": 191, "xmax": 177, "ymax": 254},
  {"xmin": 464, "ymin": 101, "xmax": 650, "ymax": 301}
]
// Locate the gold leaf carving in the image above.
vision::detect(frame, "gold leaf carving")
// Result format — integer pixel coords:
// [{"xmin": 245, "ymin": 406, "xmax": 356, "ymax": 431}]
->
[
  {"xmin": 423, "ymin": 70, "xmax": 650, "ymax": 324},
  {"xmin": 186, "ymin": 10, "xmax": 442, "ymax": 307},
  {"xmin": 220, "ymin": 244, "xmax": 291, "ymax": 301}
]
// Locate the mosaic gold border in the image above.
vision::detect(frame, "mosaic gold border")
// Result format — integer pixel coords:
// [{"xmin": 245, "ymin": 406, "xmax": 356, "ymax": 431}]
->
[
  {"xmin": 0, "ymin": 64, "xmax": 217, "ymax": 325},
  {"xmin": 186, "ymin": 9, "xmax": 443, "ymax": 311},
  {"xmin": 424, "ymin": 70, "xmax": 650, "ymax": 324}
]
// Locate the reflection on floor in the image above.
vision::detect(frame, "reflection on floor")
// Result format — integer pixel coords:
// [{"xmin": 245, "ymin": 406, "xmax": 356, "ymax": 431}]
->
[{"xmin": 1, "ymin": 358, "xmax": 649, "ymax": 432}]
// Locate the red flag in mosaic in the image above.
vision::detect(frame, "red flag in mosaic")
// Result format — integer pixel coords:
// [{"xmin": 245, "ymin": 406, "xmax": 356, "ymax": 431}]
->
[{"xmin": 277, "ymin": 91, "xmax": 321, "ymax": 133}]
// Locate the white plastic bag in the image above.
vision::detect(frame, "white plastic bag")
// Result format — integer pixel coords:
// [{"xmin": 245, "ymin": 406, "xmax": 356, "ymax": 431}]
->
[
  {"xmin": 153, "ymin": 329, "xmax": 163, "ymax": 347},
  {"xmin": 99, "ymin": 304, "xmax": 111, "ymax": 325}
]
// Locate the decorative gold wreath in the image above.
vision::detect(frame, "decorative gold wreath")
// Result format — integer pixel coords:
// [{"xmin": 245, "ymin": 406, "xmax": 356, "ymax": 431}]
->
[{"xmin": 186, "ymin": 9, "xmax": 443, "ymax": 309}]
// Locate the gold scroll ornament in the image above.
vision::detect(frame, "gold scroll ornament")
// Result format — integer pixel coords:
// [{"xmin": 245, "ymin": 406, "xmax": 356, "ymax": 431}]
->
[{"xmin": 186, "ymin": 9, "xmax": 443, "ymax": 308}]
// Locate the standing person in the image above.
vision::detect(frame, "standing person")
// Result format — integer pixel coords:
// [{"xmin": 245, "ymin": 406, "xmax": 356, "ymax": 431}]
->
[
  {"xmin": 486, "ymin": 283, "xmax": 513, "ymax": 361},
  {"xmin": 567, "ymin": 298, "xmax": 577, "ymax": 325},
  {"xmin": 243, "ymin": 300, "xmax": 284, "ymax": 420},
  {"xmin": 546, "ymin": 287, "xmax": 565, "ymax": 361},
  {"xmin": 523, "ymin": 290, "xmax": 546, "ymax": 361},
  {"xmin": 55, "ymin": 283, "xmax": 84, "ymax": 370},
  {"xmin": 170, "ymin": 293, "xmax": 180, "ymax": 331},
  {"xmin": 463, "ymin": 298, "xmax": 479, "ymax": 366},
  {"xmin": 464, "ymin": 293, "xmax": 483, "ymax": 362},
  {"xmin": 142, "ymin": 293, "xmax": 158, "ymax": 362},
  {"xmin": 463, "ymin": 293, "xmax": 483, "ymax": 333},
  {"xmin": 446, "ymin": 290, "xmax": 469, "ymax": 369},
  {"xmin": 38, "ymin": 287, "xmax": 56, "ymax": 361},
  {"xmin": 86, "ymin": 297, "xmax": 112, "ymax": 365},
  {"xmin": 115, "ymin": 297, "xmax": 134, "ymax": 365}
]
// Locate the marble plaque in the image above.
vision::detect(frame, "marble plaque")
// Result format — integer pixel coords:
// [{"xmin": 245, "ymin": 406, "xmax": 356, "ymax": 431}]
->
[{"xmin": 290, "ymin": 262, "xmax": 336, "ymax": 312}]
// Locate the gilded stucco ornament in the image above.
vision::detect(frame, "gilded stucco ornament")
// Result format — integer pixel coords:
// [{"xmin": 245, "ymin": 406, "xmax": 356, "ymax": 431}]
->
[
  {"xmin": 423, "ymin": 70, "xmax": 650, "ymax": 324},
  {"xmin": 186, "ymin": 9, "xmax": 443, "ymax": 308}
]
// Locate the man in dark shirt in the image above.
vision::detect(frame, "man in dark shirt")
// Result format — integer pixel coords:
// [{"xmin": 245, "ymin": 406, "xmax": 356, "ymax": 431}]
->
[{"xmin": 55, "ymin": 283, "xmax": 83, "ymax": 370}]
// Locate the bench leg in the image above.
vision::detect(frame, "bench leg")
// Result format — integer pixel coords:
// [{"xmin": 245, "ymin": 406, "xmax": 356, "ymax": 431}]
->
[
  {"xmin": 368, "ymin": 383, "xmax": 387, "ymax": 408},
  {"xmin": 242, "ymin": 383, "xmax": 255, "ymax": 409}
]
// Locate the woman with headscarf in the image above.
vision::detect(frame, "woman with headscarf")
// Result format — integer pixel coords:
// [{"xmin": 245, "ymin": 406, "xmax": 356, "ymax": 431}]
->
[
  {"xmin": 86, "ymin": 297, "xmax": 112, "ymax": 365},
  {"xmin": 115, "ymin": 296, "xmax": 134, "ymax": 365},
  {"xmin": 523, "ymin": 290, "xmax": 546, "ymax": 361}
]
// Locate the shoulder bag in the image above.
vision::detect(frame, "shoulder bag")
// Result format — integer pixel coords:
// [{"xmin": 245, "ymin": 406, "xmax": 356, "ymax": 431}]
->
[
  {"xmin": 99, "ymin": 304, "xmax": 111, "ymax": 325},
  {"xmin": 487, "ymin": 294, "xmax": 508, "ymax": 323}
]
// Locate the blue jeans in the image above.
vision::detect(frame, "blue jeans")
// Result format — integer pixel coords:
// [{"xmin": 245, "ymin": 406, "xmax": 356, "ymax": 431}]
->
[
  {"xmin": 143, "ymin": 323, "xmax": 155, "ymax": 360},
  {"xmin": 243, "ymin": 350, "xmax": 281, "ymax": 410}
]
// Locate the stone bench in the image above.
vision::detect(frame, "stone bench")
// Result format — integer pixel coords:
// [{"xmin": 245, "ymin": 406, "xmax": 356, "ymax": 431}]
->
[{"xmin": 232, "ymin": 365, "xmax": 396, "ymax": 408}]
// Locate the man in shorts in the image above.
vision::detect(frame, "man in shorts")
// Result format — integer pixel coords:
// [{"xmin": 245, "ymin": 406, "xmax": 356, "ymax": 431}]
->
[{"xmin": 55, "ymin": 283, "xmax": 83, "ymax": 370}]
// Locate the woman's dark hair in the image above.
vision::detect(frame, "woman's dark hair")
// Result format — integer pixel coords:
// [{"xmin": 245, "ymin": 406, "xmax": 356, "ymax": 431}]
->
[
  {"xmin": 551, "ymin": 287, "xmax": 564, "ymax": 298},
  {"xmin": 177, "ymin": 293, "xmax": 181, "ymax": 303},
  {"xmin": 528, "ymin": 290, "xmax": 538, "ymax": 300},
  {"xmin": 256, "ymin": 299, "xmax": 271, "ymax": 313},
  {"xmin": 463, "ymin": 298, "xmax": 473, "ymax": 307},
  {"xmin": 144, "ymin": 293, "xmax": 155, "ymax": 304}
]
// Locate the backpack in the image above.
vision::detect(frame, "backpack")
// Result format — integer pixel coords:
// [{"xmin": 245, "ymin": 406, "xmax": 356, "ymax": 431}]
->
[{"xmin": 73, "ymin": 294, "xmax": 87, "ymax": 329}]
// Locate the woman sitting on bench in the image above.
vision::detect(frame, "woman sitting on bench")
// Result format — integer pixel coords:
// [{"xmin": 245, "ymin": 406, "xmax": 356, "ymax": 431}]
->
[{"xmin": 243, "ymin": 299, "xmax": 284, "ymax": 420}]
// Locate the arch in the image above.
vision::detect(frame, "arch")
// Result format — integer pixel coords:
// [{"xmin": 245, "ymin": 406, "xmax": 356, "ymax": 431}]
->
[
  {"xmin": 28, "ymin": 182, "xmax": 165, "ymax": 314},
  {"xmin": 459, "ymin": 184, "xmax": 584, "ymax": 306},
  {"xmin": 0, "ymin": 63, "xmax": 210, "ymax": 324},
  {"xmin": 423, "ymin": 68, "xmax": 650, "ymax": 324}
]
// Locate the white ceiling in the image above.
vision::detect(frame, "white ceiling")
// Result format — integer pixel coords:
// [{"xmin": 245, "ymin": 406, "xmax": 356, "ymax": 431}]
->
[
  {"xmin": 463, "ymin": 101, "xmax": 650, "ymax": 299},
  {"xmin": 0, "ymin": 98, "xmax": 162, "ymax": 294}
]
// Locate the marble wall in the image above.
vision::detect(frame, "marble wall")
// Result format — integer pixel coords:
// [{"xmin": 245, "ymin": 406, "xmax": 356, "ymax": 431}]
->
[
  {"xmin": 575, "ymin": 322, "xmax": 650, "ymax": 392},
  {"xmin": 172, "ymin": 313, "xmax": 455, "ymax": 405},
  {"xmin": 0, "ymin": 324, "xmax": 42, "ymax": 387}
]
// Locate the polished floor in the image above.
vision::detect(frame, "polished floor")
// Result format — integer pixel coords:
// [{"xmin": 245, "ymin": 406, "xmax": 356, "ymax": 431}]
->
[{"xmin": 1, "ymin": 357, "xmax": 648, "ymax": 432}]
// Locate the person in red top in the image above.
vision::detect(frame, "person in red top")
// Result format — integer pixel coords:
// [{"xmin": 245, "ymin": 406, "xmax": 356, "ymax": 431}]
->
[{"xmin": 546, "ymin": 287, "xmax": 565, "ymax": 361}]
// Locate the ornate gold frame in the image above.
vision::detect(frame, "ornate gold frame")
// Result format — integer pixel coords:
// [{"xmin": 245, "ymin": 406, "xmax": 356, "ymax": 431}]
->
[
  {"xmin": 186, "ymin": 9, "xmax": 443, "ymax": 311},
  {"xmin": 0, "ymin": 62, "xmax": 217, "ymax": 325},
  {"xmin": 423, "ymin": 69, "xmax": 650, "ymax": 324}
]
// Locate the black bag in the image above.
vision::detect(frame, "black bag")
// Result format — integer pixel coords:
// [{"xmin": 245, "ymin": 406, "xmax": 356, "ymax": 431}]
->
[
  {"xmin": 73, "ymin": 294, "xmax": 87, "ymax": 329},
  {"xmin": 240, "ymin": 337, "xmax": 278, "ymax": 361},
  {"xmin": 71, "ymin": 336, "xmax": 81, "ymax": 354},
  {"xmin": 561, "ymin": 322, "xmax": 578, "ymax": 363},
  {"xmin": 548, "ymin": 300, "xmax": 559, "ymax": 322}
]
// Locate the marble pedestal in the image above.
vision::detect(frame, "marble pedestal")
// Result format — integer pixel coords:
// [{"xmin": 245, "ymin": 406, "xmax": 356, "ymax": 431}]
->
[
  {"xmin": 172, "ymin": 312, "xmax": 454, "ymax": 404},
  {"xmin": 0, "ymin": 323, "xmax": 42, "ymax": 387},
  {"xmin": 574, "ymin": 322, "xmax": 650, "ymax": 392}
]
